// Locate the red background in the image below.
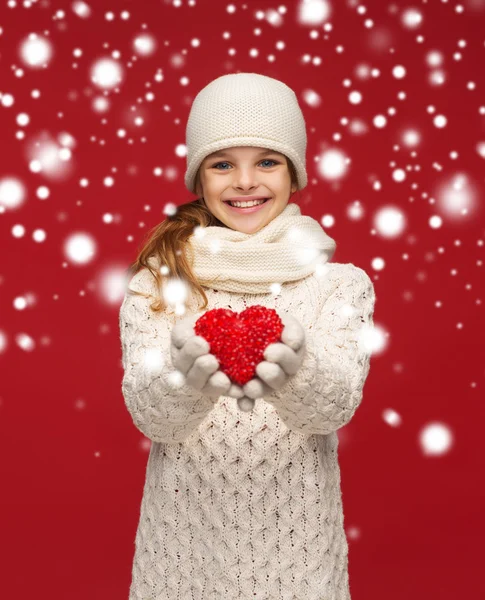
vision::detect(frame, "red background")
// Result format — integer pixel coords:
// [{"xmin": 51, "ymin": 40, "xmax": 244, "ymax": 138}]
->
[{"xmin": 1, "ymin": 0, "xmax": 484, "ymax": 598}]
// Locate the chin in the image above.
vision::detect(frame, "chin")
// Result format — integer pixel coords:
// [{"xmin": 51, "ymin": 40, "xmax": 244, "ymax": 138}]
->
[{"xmin": 232, "ymin": 220, "xmax": 269, "ymax": 234}]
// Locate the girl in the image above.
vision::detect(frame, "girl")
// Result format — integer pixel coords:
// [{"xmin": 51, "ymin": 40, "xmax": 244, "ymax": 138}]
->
[{"xmin": 120, "ymin": 72, "xmax": 376, "ymax": 600}]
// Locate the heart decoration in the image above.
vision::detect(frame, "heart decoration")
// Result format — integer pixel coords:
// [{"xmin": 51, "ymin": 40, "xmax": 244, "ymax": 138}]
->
[{"xmin": 194, "ymin": 305, "xmax": 284, "ymax": 387}]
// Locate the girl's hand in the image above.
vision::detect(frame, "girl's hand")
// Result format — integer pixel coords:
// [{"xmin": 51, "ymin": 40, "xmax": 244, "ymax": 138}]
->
[
  {"xmin": 171, "ymin": 310, "xmax": 306, "ymax": 409},
  {"xmin": 257, "ymin": 310, "xmax": 306, "ymax": 384},
  {"xmin": 170, "ymin": 314, "xmax": 232, "ymax": 399}
]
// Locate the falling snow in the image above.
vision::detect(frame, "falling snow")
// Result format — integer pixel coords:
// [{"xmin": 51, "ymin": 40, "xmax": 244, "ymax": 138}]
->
[{"xmin": 0, "ymin": 1, "xmax": 484, "ymax": 597}]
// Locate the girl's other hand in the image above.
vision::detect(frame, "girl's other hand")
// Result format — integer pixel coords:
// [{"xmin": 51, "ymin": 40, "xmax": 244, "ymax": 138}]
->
[{"xmin": 170, "ymin": 314, "xmax": 232, "ymax": 399}]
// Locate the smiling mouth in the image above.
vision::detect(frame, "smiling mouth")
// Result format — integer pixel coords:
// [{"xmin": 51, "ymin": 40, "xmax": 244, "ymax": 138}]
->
[{"xmin": 224, "ymin": 198, "xmax": 271, "ymax": 208}]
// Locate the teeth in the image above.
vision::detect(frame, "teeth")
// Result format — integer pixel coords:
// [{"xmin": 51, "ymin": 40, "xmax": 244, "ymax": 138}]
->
[{"xmin": 229, "ymin": 199, "xmax": 267, "ymax": 208}]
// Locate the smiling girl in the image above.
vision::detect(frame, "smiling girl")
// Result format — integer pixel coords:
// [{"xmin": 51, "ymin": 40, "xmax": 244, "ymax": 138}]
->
[{"xmin": 119, "ymin": 72, "xmax": 376, "ymax": 600}]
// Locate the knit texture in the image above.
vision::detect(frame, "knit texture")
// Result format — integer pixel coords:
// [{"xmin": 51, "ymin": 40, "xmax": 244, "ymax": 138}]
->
[
  {"xmin": 184, "ymin": 72, "xmax": 308, "ymax": 194},
  {"xmin": 186, "ymin": 202, "xmax": 337, "ymax": 294},
  {"xmin": 119, "ymin": 246, "xmax": 376, "ymax": 598}
]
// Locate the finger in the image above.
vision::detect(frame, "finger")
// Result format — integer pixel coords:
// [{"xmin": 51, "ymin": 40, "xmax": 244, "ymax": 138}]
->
[
  {"xmin": 185, "ymin": 353, "xmax": 219, "ymax": 390},
  {"xmin": 278, "ymin": 312, "xmax": 306, "ymax": 352},
  {"xmin": 174, "ymin": 335, "xmax": 211, "ymax": 374},
  {"xmin": 238, "ymin": 397, "xmax": 256, "ymax": 412},
  {"xmin": 170, "ymin": 343, "xmax": 182, "ymax": 372},
  {"xmin": 228, "ymin": 382, "xmax": 245, "ymax": 399},
  {"xmin": 243, "ymin": 376, "xmax": 274, "ymax": 399},
  {"xmin": 255, "ymin": 360, "xmax": 288, "ymax": 390},
  {"xmin": 294, "ymin": 343, "xmax": 306, "ymax": 368},
  {"xmin": 201, "ymin": 370, "xmax": 232, "ymax": 397},
  {"xmin": 171, "ymin": 314, "xmax": 200, "ymax": 349},
  {"xmin": 263, "ymin": 342, "xmax": 301, "ymax": 376},
  {"xmin": 184, "ymin": 335, "xmax": 211, "ymax": 356}
]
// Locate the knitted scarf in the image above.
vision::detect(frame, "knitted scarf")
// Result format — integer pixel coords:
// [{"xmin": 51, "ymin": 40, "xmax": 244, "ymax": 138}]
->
[{"xmin": 186, "ymin": 202, "xmax": 337, "ymax": 294}]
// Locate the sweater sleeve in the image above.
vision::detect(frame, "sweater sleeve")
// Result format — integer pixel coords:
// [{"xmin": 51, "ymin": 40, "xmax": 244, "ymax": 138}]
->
[
  {"xmin": 264, "ymin": 264, "xmax": 376, "ymax": 436},
  {"xmin": 119, "ymin": 267, "xmax": 216, "ymax": 444}
]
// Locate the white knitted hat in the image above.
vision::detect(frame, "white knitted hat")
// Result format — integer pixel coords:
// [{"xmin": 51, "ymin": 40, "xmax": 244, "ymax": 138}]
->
[{"xmin": 184, "ymin": 72, "xmax": 308, "ymax": 194}]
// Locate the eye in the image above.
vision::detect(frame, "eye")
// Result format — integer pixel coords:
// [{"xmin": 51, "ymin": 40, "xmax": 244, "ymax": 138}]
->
[
  {"xmin": 212, "ymin": 161, "xmax": 231, "ymax": 170},
  {"xmin": 211, "ymin": 159, "xmax": 279, "ymax": 170}
]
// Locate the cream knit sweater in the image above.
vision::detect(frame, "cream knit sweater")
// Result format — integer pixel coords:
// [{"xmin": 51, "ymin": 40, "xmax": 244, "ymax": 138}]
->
[{"xmin": 119, "ymin": 206, "xmax": 376, "ymax": 599}]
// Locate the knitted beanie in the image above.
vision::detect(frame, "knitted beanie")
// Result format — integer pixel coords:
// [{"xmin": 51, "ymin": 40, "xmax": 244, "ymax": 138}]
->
[{"xmin": 184, "ymin": 72, "xmax": 308, "ymax": 194}]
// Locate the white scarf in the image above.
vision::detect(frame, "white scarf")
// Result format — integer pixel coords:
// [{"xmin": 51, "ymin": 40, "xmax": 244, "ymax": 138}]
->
[{"xmin": 186, "ymin": 202, "xmax": 337, "ymax": 294}]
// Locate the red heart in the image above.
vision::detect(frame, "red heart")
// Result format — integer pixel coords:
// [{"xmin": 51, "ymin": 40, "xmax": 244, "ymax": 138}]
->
[{"xmin": 194, "ymin": 305, "xmax": 284, "ymax": 386}]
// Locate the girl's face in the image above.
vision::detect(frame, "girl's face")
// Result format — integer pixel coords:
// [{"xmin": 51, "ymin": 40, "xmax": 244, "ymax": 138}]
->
[{"xmin": 195, "ymin": 146, "xmax": 298, "ymax": 234}]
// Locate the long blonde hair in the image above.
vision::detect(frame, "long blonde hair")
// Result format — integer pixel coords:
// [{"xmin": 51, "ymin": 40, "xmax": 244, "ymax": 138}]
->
[{"xmin": 124, "ymin": 158, "xmax": 300, "ymax": 312}]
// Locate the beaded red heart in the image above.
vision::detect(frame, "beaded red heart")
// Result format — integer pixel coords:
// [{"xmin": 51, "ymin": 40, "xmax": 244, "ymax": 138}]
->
[{"xmin": 194, "ymin": 305, "xmax": 284, "ymax": 386}]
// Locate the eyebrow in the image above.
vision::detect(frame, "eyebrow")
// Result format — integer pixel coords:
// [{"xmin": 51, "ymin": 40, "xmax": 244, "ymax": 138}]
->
[{"xmin": 207, "ymin": 149, "xmax": 281, "ymax": 160}]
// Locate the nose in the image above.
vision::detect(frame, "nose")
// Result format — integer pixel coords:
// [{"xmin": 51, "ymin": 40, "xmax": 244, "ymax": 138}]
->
[{"xmin": 232, "ymin": 167, "xmax": 259, "ymax": 191}]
